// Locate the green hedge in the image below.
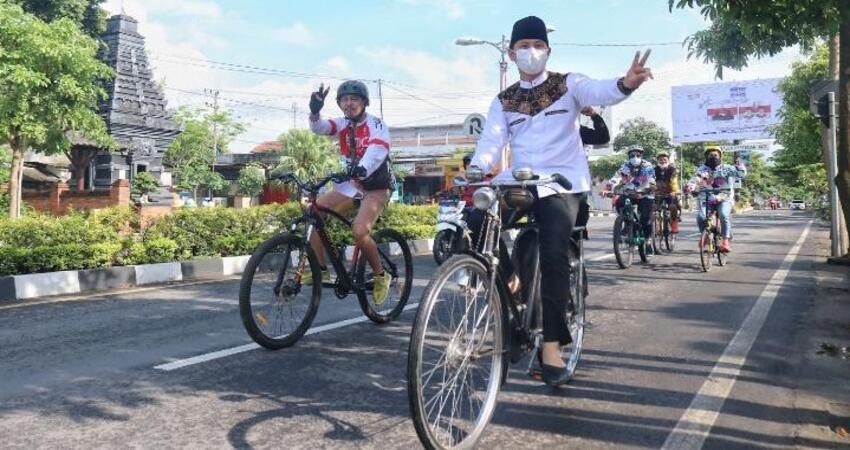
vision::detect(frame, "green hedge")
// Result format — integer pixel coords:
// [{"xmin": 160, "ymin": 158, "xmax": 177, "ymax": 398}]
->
[{"xmin": 0, "ymin": 202, "xmax": 439, "ymax": 276}]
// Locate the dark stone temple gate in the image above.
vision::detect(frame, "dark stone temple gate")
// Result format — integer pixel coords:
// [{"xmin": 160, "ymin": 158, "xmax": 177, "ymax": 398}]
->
[{"xmin": 90, "ymin": 14, "xmax": 182, "ymax": 203}]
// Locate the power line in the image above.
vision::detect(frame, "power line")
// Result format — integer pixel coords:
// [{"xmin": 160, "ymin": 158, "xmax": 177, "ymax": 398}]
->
[
  {"xmin": 551, "ymin": 41, "xmax": 685, "ymax": 47},
  {"xmin": 381, "ymin": 82, "xmax": 459, "ymax": 115}
]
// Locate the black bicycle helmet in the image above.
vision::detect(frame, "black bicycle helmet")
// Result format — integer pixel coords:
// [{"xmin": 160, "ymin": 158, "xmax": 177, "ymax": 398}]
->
[
  {"xmin": 462, "ymin": 154, "xmax": 472, "ymax": 164},
  {"xmin": 336, "ymin": 80, "xmax": 370, "ymax": 106}
]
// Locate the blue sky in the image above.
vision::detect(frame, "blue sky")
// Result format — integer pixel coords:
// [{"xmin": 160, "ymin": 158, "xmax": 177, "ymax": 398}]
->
[{"xmin": 104, "ymin": 0, "xmax": 801, "ymax": 152}]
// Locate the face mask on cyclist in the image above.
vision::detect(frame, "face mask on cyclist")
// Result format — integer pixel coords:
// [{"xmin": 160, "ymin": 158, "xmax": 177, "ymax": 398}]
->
[
  {"xmin": 514, "ymin": 48, "xmax": 549, "ymax": 74},
  {"xmin": 629, "ymin": 156, "xmax": 642, "ymax": 166},
  {"xmin": 705, "ymin": 155, "xmax": 720, "ymax": 168}
]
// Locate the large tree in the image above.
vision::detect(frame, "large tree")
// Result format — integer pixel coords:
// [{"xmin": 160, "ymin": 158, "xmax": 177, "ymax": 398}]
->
[
  {"xmin": 11, "ymin": 1, "xmax": 110, "ymax": 192},
  {"xmin": 0, "ymin": 2, "xmax": 114, "ymax": 218},
  {"xmin": 668, "ymin": 0, "xmax": 850, "ymax": 259},
  {"xmin": 613, "ymin": 118, "xmax": 672, "ymax": 158},
  {"xmin": 772, "ymin": 44, "xmax": 829, "ymax": 179},
  {"xmin": 13, "ymin": 0, "xmax": 107, "ymax": 37}
]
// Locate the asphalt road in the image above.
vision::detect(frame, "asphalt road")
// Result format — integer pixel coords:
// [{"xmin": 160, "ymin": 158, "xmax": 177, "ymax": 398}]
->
[{"xmin": 0, "ymin": 210, "xmax": 828, "ymax": 449}]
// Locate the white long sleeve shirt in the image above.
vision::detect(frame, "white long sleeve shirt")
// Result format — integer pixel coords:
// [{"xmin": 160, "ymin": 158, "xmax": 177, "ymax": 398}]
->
[{"xmin": 471, "ymin": 71, "xmax": 630, "ymax": 197}]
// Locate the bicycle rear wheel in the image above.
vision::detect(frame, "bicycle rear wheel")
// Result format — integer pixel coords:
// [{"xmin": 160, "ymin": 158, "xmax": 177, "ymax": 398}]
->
[
  {"xmin": 356, "ymin": 228, "xmax": 414, "ymax": 324},
  {"xmin": 699, "ymin": 230, "xmax": 713, "ymax": 272},
  {"xmin": 408, "ymin": 255, "xmax": 503, "ymax": 450},
  {"xmin": 239, "ymin": 233, "xmax": 321, "ymax": 349},
  {"xmin": 653, "ymin": 213, "xmax": 664, "ymax": 256},
  {"xmin": 613, "ymin": 216, "xmax": 634, "ymax": 269}
]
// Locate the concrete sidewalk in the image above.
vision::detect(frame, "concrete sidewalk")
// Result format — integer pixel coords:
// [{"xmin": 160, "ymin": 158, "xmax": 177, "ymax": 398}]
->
[{"xmin": 793, "ymin": 236, "xmax": 850, "ymax": 448}]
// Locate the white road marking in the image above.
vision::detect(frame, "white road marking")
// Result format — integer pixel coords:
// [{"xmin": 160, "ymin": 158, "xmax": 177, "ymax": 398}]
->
[
  {"xmin": 588, "ymin": 253, "xmax": 615, "ymax": 262},
  {"xmin": 154, "ymin": 302, "xmax": 421, "ymax": 371},
  {"xmin": 661, "ymin": 219, "xmax": 813, "ymax": 450},
  {"xmin": 685, "ymin": 232, "xmax": 701, "ymax": 238}
]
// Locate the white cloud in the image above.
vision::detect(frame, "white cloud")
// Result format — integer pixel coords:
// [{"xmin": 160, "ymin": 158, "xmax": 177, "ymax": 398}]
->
[
  {"xmin": 273, "ymin": 22, "xmax": 319, "ymax": 46},
  {"xmin": 320, "ymin": 56, "xmax": 352, "ymax": 75},
  {"xmin": 397, "ymin": 0, "xmax": 464, "ymax": 19}
]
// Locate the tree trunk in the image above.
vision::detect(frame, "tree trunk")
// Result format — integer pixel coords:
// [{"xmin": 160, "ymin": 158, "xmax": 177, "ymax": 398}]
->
[
  {"xmin": 831, "ymin": 34, "xmax": 840, "ymax": 80},
  {"xmin": 7, "ymin": 136, "xmax": 24, "ymax": 219},
  {"xmin": 836, "ymin": 12, "xmax": 850, "ymax": 257},
  {"xmin": 65, "ymin": 147, "xmax": 98, "ymax": 192}
]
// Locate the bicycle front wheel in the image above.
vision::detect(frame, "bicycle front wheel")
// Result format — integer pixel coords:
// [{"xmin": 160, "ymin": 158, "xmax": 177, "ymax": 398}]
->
[
  {"xmin": 239, "ymin": 233, "xmax": 321, "ymax": 349},
  {"xmin": 408, "ymin": 255, "xmax": 504, "ymax": 450},
  {"xmin": 356, "ymin": 228, "xmax": 413, "ymax": 324},
  {"xmin": 699, "ymin": 230, "xmax": 713, "ymax": 272},
  {"xmin": 664, "ymin": 213, "xmax": 676, "ymax": 252},
  {"xmin": 716, "ymin": 234, "xmax": 728, "ymax": 266},
  {"xmin": 613, "ymin": 216, "xmax": 634, "ymax": 269}
]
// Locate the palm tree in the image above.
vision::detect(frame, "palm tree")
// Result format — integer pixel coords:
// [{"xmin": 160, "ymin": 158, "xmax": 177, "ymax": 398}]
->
[{"xmin": 274, "ymin": 129, "xmax": 341, "ymax": 180}]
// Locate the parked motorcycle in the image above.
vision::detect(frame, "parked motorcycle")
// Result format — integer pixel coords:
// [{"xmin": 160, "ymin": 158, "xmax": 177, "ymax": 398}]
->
[
  {"xmin": 432, "ymin": 187, "xmax": 472, "ymax": 265},
  {"xmin": 432, "ymin": 197, "xmax": 471, "ymax": 265}
]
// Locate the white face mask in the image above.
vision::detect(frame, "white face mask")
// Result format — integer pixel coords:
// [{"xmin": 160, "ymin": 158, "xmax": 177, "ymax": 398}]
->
[
  {"xmin": 514, "ymin": 48, "xmax": 549, "ymax": 75},
  {"xmin": 659, "ymin": 162, "xmax": 670, "ymax": 169},
  {"xmin": 629, "ymin": 156, "xmax": 642, "ymax": 166}
]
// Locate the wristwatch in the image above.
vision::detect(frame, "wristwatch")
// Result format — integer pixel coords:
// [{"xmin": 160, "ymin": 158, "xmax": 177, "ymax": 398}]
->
[{"xmin": 617, "ymin": 77, "xmax": 635, "ymax": 95}]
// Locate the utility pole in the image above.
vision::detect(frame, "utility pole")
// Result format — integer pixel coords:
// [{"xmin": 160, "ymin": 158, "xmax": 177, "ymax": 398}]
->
[
  {"xmin": 377, "ymin": 79, "xmax": 384, "ymax": 121},
  {"xmin": 205, "ymin": 88, "xmax": 220, "ymax": 201},
  {"xmin": 292, "ymin": 102, "xmax": 297, "ymax": 128}
]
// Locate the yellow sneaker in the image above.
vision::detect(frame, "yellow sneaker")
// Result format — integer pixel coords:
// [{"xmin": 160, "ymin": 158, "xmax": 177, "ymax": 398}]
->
[
  {"xmin": 301, "ymin": 268, "xmax": 329, "ymax": 286},
  {"xmin": 373, "ymin": 271, "xmax": 392, "ymax": 305}
]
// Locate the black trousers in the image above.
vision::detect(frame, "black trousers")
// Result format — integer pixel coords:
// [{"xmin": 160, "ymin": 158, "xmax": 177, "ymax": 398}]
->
[
  {"xmin": 465, "ymin": 193, "xmax": 587, "ymax": 346},
  {"xmin": 536, "ymin": 193, "xmax": 586, "ymax": 345}
]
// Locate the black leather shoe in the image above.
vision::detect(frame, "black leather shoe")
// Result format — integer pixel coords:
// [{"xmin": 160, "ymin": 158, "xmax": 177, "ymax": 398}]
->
[{"xmin": 541, "ymin": 364, "xmax": 570, "ymax": 386}]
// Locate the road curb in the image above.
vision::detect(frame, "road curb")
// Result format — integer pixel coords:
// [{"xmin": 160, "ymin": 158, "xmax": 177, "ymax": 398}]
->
[{"xmin": 0, "ymin": 236, "xmax": 443, "ymax": 302}]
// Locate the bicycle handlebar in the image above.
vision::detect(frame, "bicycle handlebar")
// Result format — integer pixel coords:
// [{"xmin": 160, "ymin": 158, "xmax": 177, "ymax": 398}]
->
[
  {"xmin": 269, "ymin": 171, "xmax": 351, "ymax": 193},
  {"xmin": 466, "ymin": 173, "xmax": 573, "ymax": 191}
]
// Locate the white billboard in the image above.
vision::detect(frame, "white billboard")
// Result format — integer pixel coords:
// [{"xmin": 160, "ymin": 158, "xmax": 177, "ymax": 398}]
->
[{"xmin": 671, "ymin": 78, "xmax": 782, "ymax": 143}]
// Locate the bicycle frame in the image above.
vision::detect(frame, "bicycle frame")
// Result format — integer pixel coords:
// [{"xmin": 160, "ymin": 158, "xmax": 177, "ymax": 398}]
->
[{"xmin": 286, "ymin": 186, "xmax": 399, "ymax": 298}]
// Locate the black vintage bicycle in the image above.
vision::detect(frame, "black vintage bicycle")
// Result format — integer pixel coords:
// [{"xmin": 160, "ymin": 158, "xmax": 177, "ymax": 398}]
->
[
  {"xmin": 239, "ymin": 172, "xmax": 413, "ymax": 350},
  {"xmin": 407, "ymin": 169, "xmax": 587, "ymax": 449}
]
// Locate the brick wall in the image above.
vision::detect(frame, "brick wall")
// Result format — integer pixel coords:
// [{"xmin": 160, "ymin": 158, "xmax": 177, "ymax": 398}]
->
[{"xmin": 23, "ymin": 179, "xmax": 131, "ymax": 215}]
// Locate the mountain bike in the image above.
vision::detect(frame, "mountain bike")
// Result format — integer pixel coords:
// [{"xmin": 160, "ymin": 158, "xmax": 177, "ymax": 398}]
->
[
  {"xmin": 608, "ymin": 186, "xmax": 653, "ymax": 269},
  {"xmin": 239, "ymin": 172, "xmax": 413, "ymax": 349},
  {"xmin": 697, "ymin": 188, "xmax": 728, "ymax": 272},
  {"xmin": 407, "ymin": 169, "xmax": 587, "ymax": 449}
]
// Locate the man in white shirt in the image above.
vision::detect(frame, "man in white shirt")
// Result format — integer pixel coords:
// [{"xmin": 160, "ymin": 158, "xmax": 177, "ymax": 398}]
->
[{"xmin": 470, "ymin": 15, "xmax": 652, "ymax": 386}]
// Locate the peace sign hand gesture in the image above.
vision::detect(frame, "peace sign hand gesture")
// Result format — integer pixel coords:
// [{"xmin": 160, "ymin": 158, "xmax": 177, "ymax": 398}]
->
[
  {"xmin": 622, "ymin": 49, "xmax": 653, "ymax": 90},
  {"xmin": 309, "ymin": 83, "xmax": 331, "ymax": 115}
]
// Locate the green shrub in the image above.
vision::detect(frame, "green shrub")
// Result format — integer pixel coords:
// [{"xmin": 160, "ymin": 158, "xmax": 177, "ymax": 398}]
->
[
  {"xmin": 143, "ymin": 237, "xmax": 178, "ymax": 264},
  {"xmin": 144, "ymin": 203, "xmax": 303, "ymax": 258},
  {"xmin": 0, "ymin": 202, "xmax": 439, "ymax": 276}
]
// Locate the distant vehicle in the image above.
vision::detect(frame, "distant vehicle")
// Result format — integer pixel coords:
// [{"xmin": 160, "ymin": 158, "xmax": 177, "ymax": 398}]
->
[{"xmin": 789, "ymin": 200, "xmax": 806, "ymax": 210}]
